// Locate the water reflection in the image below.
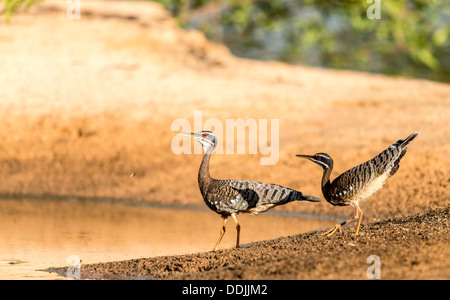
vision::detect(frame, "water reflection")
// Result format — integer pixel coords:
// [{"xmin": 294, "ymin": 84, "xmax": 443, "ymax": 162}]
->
[{"xmin": 0, "ymin": 198, "xmax": 334, "ymax": 279}]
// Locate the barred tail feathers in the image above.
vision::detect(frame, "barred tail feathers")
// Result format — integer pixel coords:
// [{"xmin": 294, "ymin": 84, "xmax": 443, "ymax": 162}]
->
[
  {"xmin": 287, "ymin": 190, "xmax": 321, "ymax": 203},
  {"xmin": 400, "ymin": 131, "xmax": 419, "ymax": 148}
]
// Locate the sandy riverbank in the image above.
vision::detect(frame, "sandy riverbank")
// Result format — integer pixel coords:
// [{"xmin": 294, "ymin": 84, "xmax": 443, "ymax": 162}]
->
[{"xmin": 48, "ymin": 206, "xmax": 449, "ymax": 279}]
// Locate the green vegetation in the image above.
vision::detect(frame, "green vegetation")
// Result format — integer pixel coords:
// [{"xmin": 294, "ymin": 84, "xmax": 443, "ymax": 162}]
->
[
  {"xmin": 1, "ymin": 0, "xmax": 42, "ymax": 21},
  {"xmin": 155, "ymin": 0, "xmax": 450, "ymax": 82},
  {"xmin": 1, "ymin": 0, "xmax": 448, "ymax": 81}
]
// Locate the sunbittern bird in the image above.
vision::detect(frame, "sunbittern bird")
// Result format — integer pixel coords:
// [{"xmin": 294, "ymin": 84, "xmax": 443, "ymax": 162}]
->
[
  {"xmin": 296, "ymin": 132, "xmax": 419, "ymax": 236},
  {"xmin": 178, "ymin": 130, "xmax": 320, "ymax": 250}
]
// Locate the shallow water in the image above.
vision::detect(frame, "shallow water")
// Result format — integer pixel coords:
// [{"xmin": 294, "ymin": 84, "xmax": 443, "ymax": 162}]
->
[{"xmin": 0, "ymin": 198, "xmax": 334, "ymax": 279}]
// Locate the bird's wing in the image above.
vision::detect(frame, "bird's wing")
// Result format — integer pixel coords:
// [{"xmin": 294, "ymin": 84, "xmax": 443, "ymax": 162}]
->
[
  {"xmin": 206, "ymin": 179, "xmax": 319, "ymax": 215},
  {"xmin": 224, "ymin": 180, "xmax": 302, "ymax": 206},
  {"xmin": 205, "ymin": 181, "xmax": 249, "ymax": 214}
]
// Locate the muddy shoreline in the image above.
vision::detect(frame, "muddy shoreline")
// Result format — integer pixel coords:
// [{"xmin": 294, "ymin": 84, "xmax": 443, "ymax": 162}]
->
[{"xmin": 47, "ymin": 206, "xmax": 449, "ymax": 279}]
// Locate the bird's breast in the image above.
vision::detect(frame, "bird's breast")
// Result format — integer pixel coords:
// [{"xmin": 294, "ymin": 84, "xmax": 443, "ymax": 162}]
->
[{"xmin": 351, "ymin": 172, "xmax": 389, "ymax": 204}]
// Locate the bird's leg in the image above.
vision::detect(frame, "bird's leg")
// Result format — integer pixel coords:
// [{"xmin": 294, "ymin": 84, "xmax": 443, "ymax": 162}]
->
[
  {"xmin": 213, "ymin": 216, "xmax": 227, "ymax": 251},
  {"xmin": 321, "ymin": 224, "xmax": 341, "ymax": 236},
  {"xmin": 231, "ymin": 213, "xmax": 241, "ymax": 249},
  {"xmin": 354, "ymin": 204, "xmax": 363, "ymax": 235},
  {"xmin": 321, "ymin": 206, "xmax": 359, "ymax": 237}
]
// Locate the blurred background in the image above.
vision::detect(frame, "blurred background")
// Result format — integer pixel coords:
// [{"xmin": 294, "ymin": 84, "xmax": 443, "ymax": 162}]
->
[
  {"xmin": 3, "ymin": 0, "xmax": 450, "ymax": 81},
  {"xmin": 158, "ymin": 0, "xmax": 450, "ymax": 82}
]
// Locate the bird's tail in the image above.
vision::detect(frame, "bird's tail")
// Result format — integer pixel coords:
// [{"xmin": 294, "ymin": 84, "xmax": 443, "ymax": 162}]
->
[
  {"xmin": 289, "ymin": 191, "xmax": 321, "ymax": 203},
  {"xmin": 372, "ymin": 131, "xmax": 418, "ymax": 177},
  {"xmin": 400, "ymin": 131, "xmax": 419, "ymax": 148},
  {"xmin": 303, "ymin": 195, "xmax": 321, "ymax": 202}
]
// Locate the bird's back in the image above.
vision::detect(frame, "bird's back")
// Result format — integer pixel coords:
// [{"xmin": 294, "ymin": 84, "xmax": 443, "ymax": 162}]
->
[
  {"xmin": 204, "ymin": 179, "xmax": 320, "ymax": 215},
  {"xmin": 327, "ymin": 132, "xmax": 419, "ymax": 205}
]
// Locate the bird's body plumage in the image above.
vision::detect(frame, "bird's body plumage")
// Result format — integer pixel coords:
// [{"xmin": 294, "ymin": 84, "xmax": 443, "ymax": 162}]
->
[
  {"xmin": 324, "ymin": 132, "xmax": 417, "ymax": 207},
  {"xmin": 202, "ymin": 175, "xmax": 320, "ymax": 216},
  {"xmin": 198, "ymin": 152, "xmax": 319, "ymax": 218},
  {"xmin": 297, "ymin": 132, "xmax": 418, "ymax": 236}
]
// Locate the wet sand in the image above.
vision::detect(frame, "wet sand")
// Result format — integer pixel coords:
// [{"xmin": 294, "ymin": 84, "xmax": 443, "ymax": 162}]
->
[{"xmin": 1, "ymin": 1, "xmax": 449, "ymax": 279}]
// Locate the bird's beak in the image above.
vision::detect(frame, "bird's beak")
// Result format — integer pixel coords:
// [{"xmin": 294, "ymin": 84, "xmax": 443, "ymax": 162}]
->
[
  {"xmin": 176, "ymin": 131, "xmax": 204, "ymax": 143},
  {"xmin": 296, "ymin": 154, "xmax": 314, "ymax": 160},
  {"xmin": 176, "ymin": 131, "xmax": 195, "ymax": 138}
]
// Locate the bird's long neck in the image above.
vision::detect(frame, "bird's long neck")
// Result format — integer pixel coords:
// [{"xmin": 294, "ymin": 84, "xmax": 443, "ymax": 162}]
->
[
  {"xmin": 321, "ymin": 164, "xmax": 333, "ymax": 199},
  {"xmin": 198, "ymin": 152, "xmax": 212, "ymax": 197}
]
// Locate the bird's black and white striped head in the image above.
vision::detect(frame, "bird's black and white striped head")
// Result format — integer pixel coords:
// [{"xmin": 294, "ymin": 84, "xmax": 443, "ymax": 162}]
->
[
  {"xmin": 178, "ymin": 130, "xmax": 218, "ymax": 154},
  {"xmin": 296, "ymin": 152, "xmax": 334, "ymax": 170}
]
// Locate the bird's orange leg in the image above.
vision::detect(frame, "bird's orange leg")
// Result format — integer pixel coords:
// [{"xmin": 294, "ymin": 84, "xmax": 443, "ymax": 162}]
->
[
  {"xmin": 231, "ymin": 213, "xmax": 241, "ymax": 249},
  {"xmin": 213, "ymin": 216, "xmax": 227, "ymax": 251},
  {"xmin": 321, "ymin": 206, "xmax": 359, "ymax": 237},
  {"xmin": 321, "ymin": 224, "xmax": 341, "ymax": 236},
  {"xmin": 354, "ymin": 204, "xmax": 363, "ymax": 235}
]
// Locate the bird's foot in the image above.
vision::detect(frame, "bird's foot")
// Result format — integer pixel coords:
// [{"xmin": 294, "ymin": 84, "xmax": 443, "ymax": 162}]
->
[{"xmin": 321, "ymin": 224, "xmax": 342, "ymax": 237}]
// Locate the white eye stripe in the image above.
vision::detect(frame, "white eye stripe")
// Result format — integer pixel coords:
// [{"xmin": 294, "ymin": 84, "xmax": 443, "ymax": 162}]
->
[{"xmin": 312, "ymin": 159, "xmax": 330, "ymax": 169}]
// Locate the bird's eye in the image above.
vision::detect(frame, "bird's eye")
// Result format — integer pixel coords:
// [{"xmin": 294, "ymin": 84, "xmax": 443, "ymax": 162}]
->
[{"xmin": 202, "ymin": 133, "xmax": 208, "ymax": 137}]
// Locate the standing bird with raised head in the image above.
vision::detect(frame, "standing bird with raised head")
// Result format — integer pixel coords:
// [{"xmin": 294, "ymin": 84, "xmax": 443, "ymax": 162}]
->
[
  {"xmin": 296, "ymin": 132, "xmax": 419, "ymax": 236},
  {"xmin": 178, "ymin": 130, "xmax": 321, "ymax": 250}
]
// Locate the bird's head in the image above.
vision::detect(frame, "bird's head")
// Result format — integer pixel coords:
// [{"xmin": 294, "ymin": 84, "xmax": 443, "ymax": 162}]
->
[
  {"xmin": 177, "ymin": 130, "xmax": 218, "ymax": 154},
  {"xmin": 296, "ymin": 152, "xmax": 333, "ymax": 170}
]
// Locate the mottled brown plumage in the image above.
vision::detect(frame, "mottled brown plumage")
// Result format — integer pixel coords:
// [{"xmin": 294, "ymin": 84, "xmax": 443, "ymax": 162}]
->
[
  {"xmin": 179, "ymin": 130, "xmax": 320, "ymax": 250},
  {"xmin": 297, "ymin": 131, "xmax": 419, "ymax": 236}
]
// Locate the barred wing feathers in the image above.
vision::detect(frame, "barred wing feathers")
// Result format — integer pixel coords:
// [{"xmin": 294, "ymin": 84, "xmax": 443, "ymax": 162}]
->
[{"xmin": 205, "ymin": 179, "xmax": 320, "ymax": 215}]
